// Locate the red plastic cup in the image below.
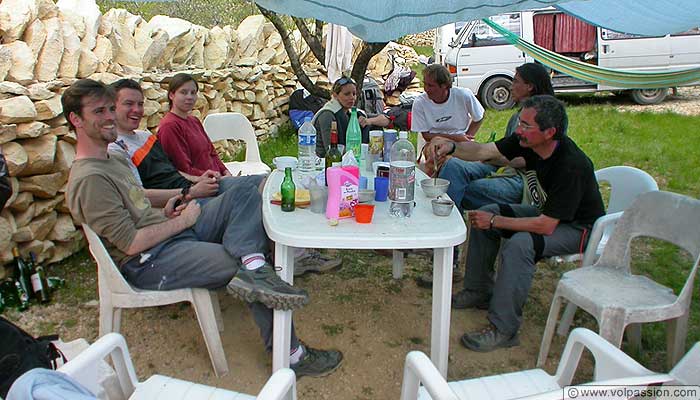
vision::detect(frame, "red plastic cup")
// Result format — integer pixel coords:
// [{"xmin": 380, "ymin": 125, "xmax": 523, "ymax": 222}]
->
[{"xmin": 354, "ymin": 204, "xmax": 375, "ymax": 223}]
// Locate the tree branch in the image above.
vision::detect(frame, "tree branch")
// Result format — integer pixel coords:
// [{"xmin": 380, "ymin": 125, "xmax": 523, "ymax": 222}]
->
[
  {"xmin": 351, "ymin": 42, "xmax": 388, "ymax": 93},
  {"xmin": 257, "ymin": 5, "xmax": 330, "ymax": 99},
  {"xmin": 293, "ymin": 17, "xmax": 325, "ymax": 65}
]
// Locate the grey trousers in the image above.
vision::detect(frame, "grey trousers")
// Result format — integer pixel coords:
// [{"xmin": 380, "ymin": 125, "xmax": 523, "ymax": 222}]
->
[
  {"xmin": 463, "ymin": 203, "xmax": 587, "ymax": 336},
  {"xmin": 121, "ymin": 174, "xmax": 299, "ymax": 352}
]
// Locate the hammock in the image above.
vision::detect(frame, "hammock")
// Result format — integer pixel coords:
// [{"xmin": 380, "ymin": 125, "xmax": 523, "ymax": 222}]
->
[{"xmin": 482, "ymin": 18, "xmax": 700, "ymax": 89}]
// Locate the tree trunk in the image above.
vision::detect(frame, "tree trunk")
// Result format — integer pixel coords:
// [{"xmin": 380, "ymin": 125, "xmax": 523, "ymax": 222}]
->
[
  {"xmin": 351, "ymin": 42, "xmax": 388, "ymax": 109},
  {"xmin": 293, "ymin": 17, "xmax": 325, "ymax": 65}
]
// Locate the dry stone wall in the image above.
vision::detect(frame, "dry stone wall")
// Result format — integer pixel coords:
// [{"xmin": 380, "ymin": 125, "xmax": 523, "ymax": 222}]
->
[{"xmin": 0, "ymin": 0, "xmax": 424, "ymax": 267}]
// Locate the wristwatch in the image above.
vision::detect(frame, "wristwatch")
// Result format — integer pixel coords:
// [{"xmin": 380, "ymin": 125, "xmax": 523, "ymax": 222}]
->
[
  {"xmin": 181, "ymin": 185, "xmax": 191, "ymax": 197},
  {"xmin": 446, "ymin": 142, "xmax": 457, "ymax": 156}
]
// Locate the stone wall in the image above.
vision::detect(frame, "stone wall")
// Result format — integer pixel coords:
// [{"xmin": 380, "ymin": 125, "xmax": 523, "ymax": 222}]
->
[{"xmin": 0, "ymin": 0, "xmax": 423, "ymax": 267}]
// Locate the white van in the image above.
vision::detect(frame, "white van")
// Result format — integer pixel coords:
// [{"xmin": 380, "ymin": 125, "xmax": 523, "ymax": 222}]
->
[{"xmin": 442, "ymin": 10, "xmax": 700, "ymax": 109}]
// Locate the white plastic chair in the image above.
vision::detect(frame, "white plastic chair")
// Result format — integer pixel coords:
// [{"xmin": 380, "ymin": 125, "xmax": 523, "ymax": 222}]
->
[
  {"xmin": 400, "ymin": 328, "xmax": 700, "ymax": 400},
  {"xmin": 538, "ymin": 191, "xmax": 700, "ymax": 369},
  {"xmin": 203, "ymin": 112, "xmax": 272, "ymax": 176},
  {"xmin": 82, "ymin": 225, "xmax": 229, "ymax": 377},
  {"xmin": 554, "ymin": 166, "xmax": 659, "ymax": 336},
  {"xmin": 59, "ymin": 333, "xmax": 297, "ymax": 400}
]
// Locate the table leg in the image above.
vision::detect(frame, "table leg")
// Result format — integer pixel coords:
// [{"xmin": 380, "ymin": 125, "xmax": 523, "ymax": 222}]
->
[
  {"xmin": 431, "ymin": 246, "xmax": 453, "ymax": 377},
  {"xmin": 272, "ymin": 242, "xmax": 294, "ymax": 372},
  {"xmin": 392, "ymin": 250, "xmax": 404, "ymax": 279}
]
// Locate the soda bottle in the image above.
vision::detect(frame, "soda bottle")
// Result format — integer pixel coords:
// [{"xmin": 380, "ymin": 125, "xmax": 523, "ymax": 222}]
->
[
  {"xmin": 12, "ymin": 248, "xmax": 33, "ymax": 305},
  {"xmin": 389, "ymin": 131, "xmax": 416, "ymax": 218},
  {"xmin": 346, "ymin": 107, "xmax": 362, "ymax": 163},
  {"xmin": 281, "ymin": 167, "xmax": 296, "ymax": 212},
  {"xmin": 297, "ymin": 116, "xmax": 317, "ymax": 175},
  {"xmin": 28, "ymin": 252, "xmax": 50, "ymax": 304},
  {"xmin": 324, "ymin": 122, "xmax": 342, "ymax": 186}
]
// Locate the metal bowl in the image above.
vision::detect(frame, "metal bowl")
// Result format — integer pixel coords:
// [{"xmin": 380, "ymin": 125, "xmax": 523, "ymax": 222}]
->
[
  {"xmin": 420, "ymin": 178, "xmax": 450, "ymax": 198},
  {"xmin": 431, "ymin": 198, "xmax": 455, "ymax": 216}
]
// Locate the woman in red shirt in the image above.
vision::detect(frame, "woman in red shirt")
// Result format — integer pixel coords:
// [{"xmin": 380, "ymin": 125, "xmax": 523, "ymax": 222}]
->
[{"xmin": 157, "ymin": 73, "xmax": 231, "ymax": 177}]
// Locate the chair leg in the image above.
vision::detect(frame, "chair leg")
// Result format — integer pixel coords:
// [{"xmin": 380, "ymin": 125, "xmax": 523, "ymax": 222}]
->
[
  {"xmin": 191, "ymin": 289, "xmax": 229, "ymax": 377},
  {"xmin": 666, "ymin": 311, "xmax": 690, "ymax": 369},
  {"xmin": 113, "ymin": 309, "xmax": 122, "ymax": 333},
  {"xmin": 556, "ymin": 303, "xmax": 578, "ymax": 337},
  {"xmin": 211, "ymin": 290, "xmax": 224, "ymax": 332},
  {"xmin": 393, "ymin": 250, "xmax": 404, "ymax": 279},
  {"xmin": 537, "ymin": 294, "xmax": 564, "ymax": 368},
  {"xmin": 625, "ymin": 323, "xmax": 642, "ymax": 355},
  {"xmin": 99, "ymin": 300, "xmax": 115, "ymax": 337},
  {"xmin": 597, "ymin": 311, "xmax": 626, "ymax": 348}
]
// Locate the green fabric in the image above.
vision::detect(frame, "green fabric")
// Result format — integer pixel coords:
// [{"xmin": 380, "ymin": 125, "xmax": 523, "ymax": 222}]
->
[{"xmin": 482, "ymin": 18, "xmax": 700, "ymax": 88}]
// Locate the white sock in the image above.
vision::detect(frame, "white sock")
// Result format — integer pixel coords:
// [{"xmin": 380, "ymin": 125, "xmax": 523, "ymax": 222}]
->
[
  {"xmin": 289, "ymin": 344, "xmax": 305, "ymax": 364},
  {"xmin": 241, "ymin": 253, "xmax": 266, "ymax": 270}
]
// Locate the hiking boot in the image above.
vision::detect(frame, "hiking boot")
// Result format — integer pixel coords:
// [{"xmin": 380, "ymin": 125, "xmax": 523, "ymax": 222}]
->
[
  {"xmin": 227, "ymin": 264, "xmax": 309, "ymax": 310},
  {"xmin": 294, "ymin": 249, "xmax": 343, "ymax": 277},
  {"xmin": 291, "ymin": 346, "xmax": 343, "ymax": 378},
  {"xmin": 451, "ymin": 289, "xmax": 490, "ymax": 310},
  {"xmin": 461, "ymin": 325, "xmax": 519, "ymax": 352},
  {"xmin": 416, "ymin": 268, "xmax": 463, "ymax": 288}
]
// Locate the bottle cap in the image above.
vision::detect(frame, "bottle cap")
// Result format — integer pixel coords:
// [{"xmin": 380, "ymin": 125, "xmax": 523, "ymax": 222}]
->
[{"xmin": 304, "ymin": 116, "xmax": 312, "ymax": 122}]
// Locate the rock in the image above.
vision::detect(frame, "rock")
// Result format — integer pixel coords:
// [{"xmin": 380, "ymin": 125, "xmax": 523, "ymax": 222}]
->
[
  {"xmin": 258, "ymin": 48, "xmax": 276, "ymax": 65},
  {"xmin": 0, "ymin": 96, "xmax": 36, "ymax": 124},
  {"xmin": 9, "ymin": 191, "xmax": 32, "ymax": 211},
  {"xmin": 0, "ymin": 45, "xmax": 11, "ymax": 81},
  {"xmin": 34, "ymin": 195, "xmax": 64, "ymax": 216},
  {"xmin": 3, "ymin": 41, "xmax": 36, "ymax": 84},
  {"xmin": 77, "ymin": 44, "xmax": 99, "ymax": 77},
  {"xmin": 50, "ymin": 239, "xmax": 82, "ymax": 263},
  {"xmin": 17, "ymin": 134, "xmax": 57, "ymax": 176},
  {"xmin": 21, "ymin": 18, "xmax": 46, "ymax": 58},
  {"xmin": 93, "ymin": 35, "xmax": 112, "ymax": 72},
  {"xmin": 0, "ymin": 124, "xmax": 17, "ymax": 144},
  {"xmin": 19, "ymin": 171, "xmax": 65, "ymax": 198},
  {"xmin": 0, "ymin": 0, "xmax": 37, "ymax": 43},
  {"xmin": 204, "ymin": 26, "xmax": 229, "ymax": 70},
  {"xmin": 14, "ymin": 203, "xmax": 35, "ymax": 228},
  {"xmin": 16, "ymin": 121, "xmax": 50, "ymax": 139},
  {"xmin": 46, "ymin": 113, "xmax": 67, "ymax": 128},
  {"xmin": 190, "ymin": 25, "xmax": 207, "ymax": 68},
  {"xmin": 35, "ymin": 17, "xmax": 64, "ymax": 82},
  {"xmin": 34, "ymin": 96, "xmax": 63, "ymax": 120},
  {"xmin": 172, "ymin": 28, "xmax": 196, "ymax": 66},
  {"xmin": 236, "ymin": 15, "xmax": 265, "ymax": 58},
  {"xmin": 50, "ymin": 125, "xmax": 69, "ymax": 137},
  {"xmin": 59, "ymin": 19, "xmax": 81, "ymax": 78},
  {"xmin": 0, "ymin": 216, "xmax": 14, "ymax": 253},
  {"xmin": 36, "ymin": 0, "xmax": 59, "ymax": 20},
  {"xmin": 12, "ymin": 211, "xmax": 57, "ymax": 242},
  {"xmin": 136, "ymin": 28, "xmax": 168, "ymax": 71},
  {"xmin": 56, "ymin": 0, "xmax": 101, "ymax": 50},
  {"xmin": 47, "ymin": 213, "xmax": 75, "ymax": 241},
  {"xmin": 27, "ymin": 83, "xmax": 55, "ymax": 101},
  {"xmin": 0, "ymin": 82, "xmax": 30, "ymax": 96},
  {"xmin": 2, "ymin": 141, "xmax": 27, "ymax": 176},
  {"xmin": 54, "ymin": 140, "xmax": 75, "ymax": 171},
  {"xmin": 106, "ymin": 12, "xmax": 142, "ymax": 70},
  {"xmin": 148, "ymin": 15, "xmax": 192, "ymax": 68},
  {"xmin": 19, "ymin": 240, "xmax": 53, "ymax": 262},
  {"xmin": 87, "ymin": 72, "xmax": 120, "ymax": 85}
]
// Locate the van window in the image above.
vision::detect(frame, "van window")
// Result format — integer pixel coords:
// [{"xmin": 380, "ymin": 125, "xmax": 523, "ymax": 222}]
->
[
  {"xmin": 601, "ymin": 28, "xmax": 661, "ymax": 40},
  {"xmin": 671, "ymin": 27, "xmax": 700, "ymax": 37},
  {"xmin": 464, "ymin": 13, "xmax": 521, "ymax": 47}
]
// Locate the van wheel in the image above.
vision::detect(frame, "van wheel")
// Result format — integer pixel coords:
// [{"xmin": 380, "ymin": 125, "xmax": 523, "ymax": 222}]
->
[
  {"xmin": 480, "ymin": 77, "xmax": 515, "ymax": 110},
  {"xmin": 630, "ymin": 88, "xmax": 668, "ymax": 105}
]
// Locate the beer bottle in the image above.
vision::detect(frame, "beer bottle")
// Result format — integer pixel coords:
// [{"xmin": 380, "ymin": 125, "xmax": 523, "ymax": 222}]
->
[
  {"xmin": 28, "ymin": 252, "xmax": 50, "ymax": 303},
  {"xmin": 324, "ymin": 121, "xmax": 342, "ymax": 186},
  {"xmin": 12, "ymin": 248, "xmax": 32, "ymax": 308},
  {"xmin": 280, "ymin": 167, "xmax": 295, "ymax": 212}
]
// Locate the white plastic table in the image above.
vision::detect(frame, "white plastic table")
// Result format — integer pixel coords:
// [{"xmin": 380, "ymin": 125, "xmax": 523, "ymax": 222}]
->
[{"xmin": 262, "ymin": 168, "xmax": 466, "ymax": 377}]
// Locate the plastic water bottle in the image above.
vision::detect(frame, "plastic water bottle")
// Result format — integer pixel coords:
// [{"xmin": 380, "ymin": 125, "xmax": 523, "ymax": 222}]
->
[
  {"xmin": 297, "ymin": 116, "xmax": 317, "ymax": 175},
  {"xmin": 389, "ymin": 131, "xmax": 416, "ymax": 218}
]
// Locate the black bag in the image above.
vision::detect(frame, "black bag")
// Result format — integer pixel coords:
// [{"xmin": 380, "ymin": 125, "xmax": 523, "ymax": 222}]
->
[
  {"xmin": 386, "ymin": 104, "xmax": 413, "ymax": 131},
  {"xmin": 0, "ymin": 153, "xmax": 12, "ymax": 209},
  {"xmin": 0, "ymin": 316, "xmax": 64, "ymax": 397},
  {"xmin": 361, "ymin": 76, "xmax": 386, "ymax": 115}
]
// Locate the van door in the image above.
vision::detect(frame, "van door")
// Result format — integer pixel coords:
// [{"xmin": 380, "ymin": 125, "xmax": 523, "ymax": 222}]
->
[
  {"xmin": 598, "ymin": 28, "xmax": 670, "ymax": 84},
  {"xmin": 668, "ymin": 27, "xmax": 700, "ymax": 70},
  {"xmin": 452, "ymin": 13, "xmax": 528, "ymax": 108}
]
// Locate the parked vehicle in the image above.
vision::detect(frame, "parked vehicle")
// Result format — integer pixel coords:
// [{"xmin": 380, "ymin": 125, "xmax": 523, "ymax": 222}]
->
[{"xmin": 440, "ymin": 10, "xmax": 700, "ymax": 109}]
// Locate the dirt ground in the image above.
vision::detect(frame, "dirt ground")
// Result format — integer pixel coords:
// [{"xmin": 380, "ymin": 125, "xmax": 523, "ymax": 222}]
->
[{"xmin": 7, "ymin": 87, "xmax": 698, "ymax": 399}]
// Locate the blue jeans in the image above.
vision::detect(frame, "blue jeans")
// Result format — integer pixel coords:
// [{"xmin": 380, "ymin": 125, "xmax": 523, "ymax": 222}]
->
[{"xmin": 439, "ymin": 158, "xmax": 523, "ymax": 212}]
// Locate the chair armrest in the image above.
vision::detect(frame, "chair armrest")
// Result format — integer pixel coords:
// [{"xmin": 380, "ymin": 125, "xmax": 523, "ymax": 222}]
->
[
  {"xmin": 521, "ymin": 374, "xmax": 675, "ymax": 400},
  {"xmin": 582, "ymin": 212, "xmax": 623, "ymax": 266},
  {"xmin": 58, "ymin": 333, "xmax": 138, "ymax": 398},
  {"xmin": 400, "ymin": 351, "xmax": 459, "ymax": 400},
  {"xmin": 555, "ymin": 328, "xmax": 653, "ymax": 387},
  {"xmin": 257, "ymin": 368, "xmax": 297, "ymax": 400}
]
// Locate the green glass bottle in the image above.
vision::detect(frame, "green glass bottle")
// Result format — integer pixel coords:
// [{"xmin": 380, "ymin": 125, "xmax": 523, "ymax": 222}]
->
[
  {"xmin": 47, "ymin": 277, "xmax": 66, "ymax": 291},
  {"xmin": 346, "ymin": 107, "xmax": 362, "ymax": 163},
  {"xmin": 281, "ymin": 167, "xmax": 295, "ymax": 212},
  {"xmin": 28, "ymin": 252, "xmax": 50, "ymax": 304},
  {"xmin": 325, "ymin": 121, "xmax": 342, "ymax": 186},
  {"xmin": 12, "ymin": 248, "xmax": 32, "ymax": 309},
  {"xmin": 1, "ymin": 279, "xmax": 20, "ymax": 309}
]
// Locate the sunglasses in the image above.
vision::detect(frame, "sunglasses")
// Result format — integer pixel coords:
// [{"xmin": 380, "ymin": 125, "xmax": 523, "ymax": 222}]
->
[{"xmin": 335, "ymin": 76, "xmax": 356, "ymax": 86}]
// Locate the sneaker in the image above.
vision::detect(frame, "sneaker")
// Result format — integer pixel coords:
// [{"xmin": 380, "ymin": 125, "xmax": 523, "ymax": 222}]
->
[
  {"xmin": 227, "ymin": 264, "xmax": 309, "ymax": 310},
  {"xmin": 461, "ymin": 325, "xmax": 519, "ymax": 352},
  {"xmin": 294, "ymin": 249, "xmax": 343, "ymax": 277},
  {"xmin": 291, "ymin": 346, "xmax": 343, "ymax": 378},
  {"xmin": 416, "ymin": 268, "xmax": 464, "ymax": 288},
  {"xmin": 451, "ymin": 289, "xmax": 490, "ymax": 310}
]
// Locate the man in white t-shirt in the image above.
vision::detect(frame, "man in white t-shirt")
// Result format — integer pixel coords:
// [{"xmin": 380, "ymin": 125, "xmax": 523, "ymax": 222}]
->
[{"xmin": 411, "ymin": 64, "xmax": 485, "ymax": 143}]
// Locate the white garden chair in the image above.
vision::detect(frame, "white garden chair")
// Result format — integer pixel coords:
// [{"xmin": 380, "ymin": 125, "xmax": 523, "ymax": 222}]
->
[
  {"xmin": 82, "ymin": 225, "xmax": 229, "ymax": 377},
  {"xmin": 59, "ymin": 333, "xmax": 296, "ymax": 400},
  {"xmin": 538, "ymin": 191, "xmax": 700, "ymax": 369},
  {"xmin": 400, "ymin": 327, "xmax": 699, "ymax": 400},
  {"xmin": 203, "ymin": 112, "xmax": 271, "ymax": 176}
]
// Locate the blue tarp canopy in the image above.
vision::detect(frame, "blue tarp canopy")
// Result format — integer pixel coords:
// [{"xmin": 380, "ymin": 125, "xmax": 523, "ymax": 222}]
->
[{"xmin": 253, "ymin": 0, "xmax": 700, "ymax": 42}]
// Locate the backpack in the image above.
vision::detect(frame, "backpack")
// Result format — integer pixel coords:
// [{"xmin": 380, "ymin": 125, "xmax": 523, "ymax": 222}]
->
[
  {"xmin": 386, "ymin": 104, "xmax": 412, "ymax": 131},
  {"xmin": 361, "ymin": 76, "xmax": 386, "ymax": 115},
  {"xmin": 0, "ymin": 316, "xmax": 64, "ymax": 397},
  {"xmin": 0, "ymin": 153, "xmax": 12, "ymax": 209}
]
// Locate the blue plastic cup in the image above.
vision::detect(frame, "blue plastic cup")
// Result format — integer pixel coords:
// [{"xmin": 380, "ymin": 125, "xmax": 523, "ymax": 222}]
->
[
  {"xmin": 359, "ymin": 176, "xmax": 368, "ymax": 190},
  {"xmin": 374, "ymin": 177, "xmax": 389, "ymax": 202}
]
